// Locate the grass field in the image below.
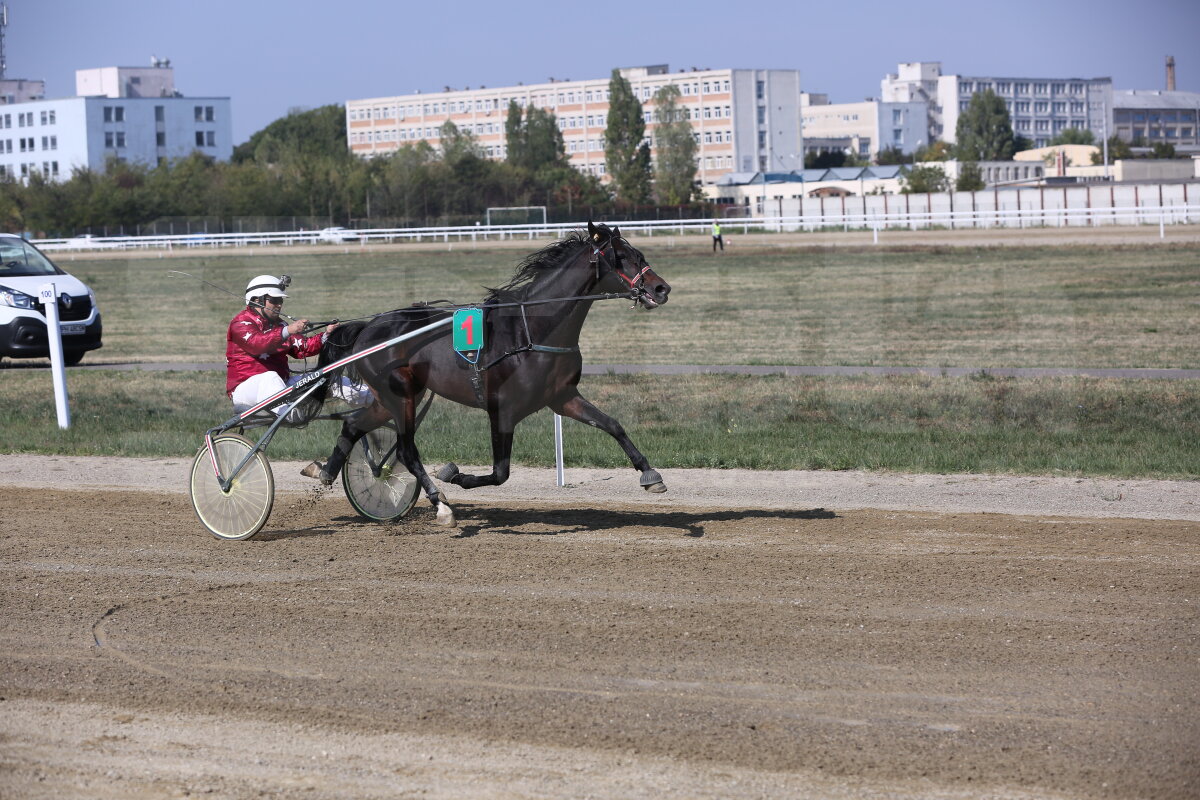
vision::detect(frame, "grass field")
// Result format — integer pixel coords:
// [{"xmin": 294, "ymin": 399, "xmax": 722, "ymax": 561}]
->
[
  {"xmin": 6, "ymin": 239, "xmax": 1198, "ymax": 478},
  {"xmin": 48, "ymin": 240, "xmax": 1200, "ymax": 368},
  {"xmin": 1, "ymin": 369, "xmax": 1196, "ymax": 479}
]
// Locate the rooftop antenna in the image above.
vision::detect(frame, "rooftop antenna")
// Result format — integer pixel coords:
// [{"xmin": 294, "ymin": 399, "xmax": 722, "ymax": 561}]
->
[{"xmin": 0, "ymin": 3, "xmax": 8, "ymax": 80}]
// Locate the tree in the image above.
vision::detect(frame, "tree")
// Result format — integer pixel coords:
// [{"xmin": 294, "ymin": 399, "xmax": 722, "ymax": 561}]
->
[
  {"xmin": 955, "ymin": 162, "xmax": 985, "ymax": 191},
  {"xmin": 954, "ymin": 90, "xmax": 1015, "ymax": 162},
  {"xmin": 505, "ymin": 102, "xmax": 568, "ymax": 173},
  {"xmin": 650, "ymin": 85, "xmax": 697, "ymax": 205},
  {"xmin": 1091, "ymin": 135, "xmax": 1133, "ymax": 164},
  {"xmin": 1049, "ymin": 128, "xmax": 1095, "ymax": 146},
  {"xmin": 914, "ymin": 140, "xmax": 952, "ymax": 162},
  {"xmin": 1150, "ymin": 142, "xmax": 1178, "ymax": 159},
  {"xmin": 901, "ymin": 164, "xmax": 949, "ymax": 194},
  {"xmin": 875, "ymin": 146, "xmax": 912, "ymax": 166},
  {"xmin": 232, "ymin": 104, "xmax": 348, "ymax": 164},
  {"xmin": 804, "ymin": 150, "xmax": 847, "ymax": 169},
  {"xmin": 604, "ymin": 69, "xmax": 652, "ymax": 205}
]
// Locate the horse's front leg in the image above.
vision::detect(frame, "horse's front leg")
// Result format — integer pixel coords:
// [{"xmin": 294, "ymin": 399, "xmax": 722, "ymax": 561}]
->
[
  {"xmin": 551, "ymin": 391, "xmax": 666, "ymax": 493},
  {"xmin": 436, "ymin": 414, "xmax": 514, "ymax": 490}
]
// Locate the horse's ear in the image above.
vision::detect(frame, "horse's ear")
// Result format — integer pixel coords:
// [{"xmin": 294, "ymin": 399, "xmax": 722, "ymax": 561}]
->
[
  {"xmin": 611, "ymin": 225, "xmax": 622, "ymax": 240},
  {"xmin": 587, "ymin": 220, "xmax": 601, "ymax": 242}
]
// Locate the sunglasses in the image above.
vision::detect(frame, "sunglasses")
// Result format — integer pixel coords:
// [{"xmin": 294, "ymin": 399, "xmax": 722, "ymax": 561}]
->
[{"xmin": 263, "ymin": 296, "xmax": 285, "ymax": 305}]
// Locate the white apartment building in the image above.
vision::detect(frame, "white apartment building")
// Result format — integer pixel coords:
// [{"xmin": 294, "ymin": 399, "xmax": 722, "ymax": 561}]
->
[
  {"xmin": 345, "ymin": 65, "xmax": 804, "ymax": 184},
  {"xmin": 882, "ymin": 62, "xmax": 1113, "ymax": 149},
  {"xmin": 800, "ymin": 93, "xmax": 929, "ymax": 159},
  {"xmin": 0, "ymin": 65, "xmax": 231, "ymax": 182}
]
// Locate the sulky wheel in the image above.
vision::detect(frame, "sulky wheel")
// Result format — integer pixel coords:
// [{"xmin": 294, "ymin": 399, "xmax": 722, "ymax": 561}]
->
[
  {"xmin": 342, "ymin": 424, "xmax": 419, "ymax": 522},
  {"xmin": 189, "ymin": 433, "xmax": 274, "ymax": 541}
]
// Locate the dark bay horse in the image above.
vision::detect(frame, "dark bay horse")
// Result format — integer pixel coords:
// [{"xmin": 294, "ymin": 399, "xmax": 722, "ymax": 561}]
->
[{"xmin": 310, "ymin": 222, "xmax": 671, "ymax": 527}]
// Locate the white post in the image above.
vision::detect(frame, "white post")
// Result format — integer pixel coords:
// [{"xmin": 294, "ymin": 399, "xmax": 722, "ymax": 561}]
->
[
  {"xmin": 38, "ymin": 282, "xmax": 71, "ymax": 429},
  {"xmin": 1160, "ymin": 211, "xmax": 1166, "ymax": 239},
  {"xmin": 553, "ymin": 413, "xmax": 565, "ymax": 487}
]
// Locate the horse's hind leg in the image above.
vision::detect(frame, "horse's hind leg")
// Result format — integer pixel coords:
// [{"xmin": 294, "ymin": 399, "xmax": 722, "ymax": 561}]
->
[
  {"xmin": 371, "ymin": 388, "xmax": 455, "ymax": 527},
  {"xmin": 551, "ymin": 391, "xmax": 666, "ymax": 493},
  {"xmin": 307, "ymin": 401, "xmax": 391, "ymax": 483}
]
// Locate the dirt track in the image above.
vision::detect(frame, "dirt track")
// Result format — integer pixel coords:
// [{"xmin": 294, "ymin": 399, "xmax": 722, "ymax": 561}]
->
[{"xmin": 2, "ymin": 459, "xmax": 1198, "ymax": 799}]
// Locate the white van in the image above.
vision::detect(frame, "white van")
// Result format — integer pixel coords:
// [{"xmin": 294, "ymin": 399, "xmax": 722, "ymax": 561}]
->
[{"xmin": 0, "ymin": 234, "xmax": 103, "ymax": 365}]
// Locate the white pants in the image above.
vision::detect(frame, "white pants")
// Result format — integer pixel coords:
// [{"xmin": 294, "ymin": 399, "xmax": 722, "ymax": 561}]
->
[{"xmin": 231, "ymin": 371, "xmax": 373, "ymax": 416}]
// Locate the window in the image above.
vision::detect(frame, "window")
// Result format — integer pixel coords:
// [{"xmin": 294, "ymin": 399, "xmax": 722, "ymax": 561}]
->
[
  {"xmin": 195, "ymin": 130, "xmax": 204, "ymax": 146},
  {"xmin": 757, "ymin": 106, "xmax": 765, "ymax": 124},
  {"xmin": 1034, "ymin": 82, "xmax": 1048, "ymax": 94},
  {"xmin": 997, "ymin": 82, "xmax": 1011, "ymax": 94},
  {"xmin": 115, "ymin": 106, "xmax": 124, "ymax": 122},
  {"xmin": 155, "ymin": 105, "xmax": 164, "ymax": 122},
  {"xmin": 1015, "ymin": 82, "xmax": 1029, "ymax": 94},
  {"xmin": 194, "ymin": 106, "xmax": 204, "ymax": 122},
  {"xmin": 105, "ymin": 131, "xmax": 115, "ymax": 148},
  {"xmin": 756, "ymin": 80, "xmax": 764, "ymax": 99},
  {"xmin": 156, "ymin": 131, "xmax": 166, "ymax": 146},
  {"xmin": 116, "ymin": 132, "xmax": 125, "ymax": 147},
  {"xmin": 892, "ymin": 109, "xmax": 902, "ymax": 125},
  {"xmin": 1035, "ymin": 101, "xmax": 1048, "ymax": 113}
]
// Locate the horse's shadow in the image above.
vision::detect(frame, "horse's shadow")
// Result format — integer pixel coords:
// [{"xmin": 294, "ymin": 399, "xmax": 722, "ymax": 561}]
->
[
  {"xmin": 259, "ymin": 505, "xmax": 836, "ymax": 542},
  {"xmin": 439, "ymin": 505, "xmax": 837, "ymax": 539}
]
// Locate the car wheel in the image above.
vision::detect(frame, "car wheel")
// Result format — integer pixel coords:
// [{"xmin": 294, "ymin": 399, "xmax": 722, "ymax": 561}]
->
[{"xmin": 64, "ymin": 351, "xmax": 85, "ymax": 366}]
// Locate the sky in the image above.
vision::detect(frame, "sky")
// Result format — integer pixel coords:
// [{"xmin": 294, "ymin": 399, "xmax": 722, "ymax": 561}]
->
[{"xmin": 10, "ymin": 0, "xmax": 1200, "ymax": 145}]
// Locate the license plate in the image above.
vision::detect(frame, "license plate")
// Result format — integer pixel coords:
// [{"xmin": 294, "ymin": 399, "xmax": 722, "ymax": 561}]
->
[{"xmin": 60, "ymin": 323, "xmax": 85, "ymax": 335}]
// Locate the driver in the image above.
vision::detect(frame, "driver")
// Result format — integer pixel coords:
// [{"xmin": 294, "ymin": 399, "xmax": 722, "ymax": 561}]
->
[{"xmin": 225, "ymin": 274, "xmax": 338, "ymax": 414}]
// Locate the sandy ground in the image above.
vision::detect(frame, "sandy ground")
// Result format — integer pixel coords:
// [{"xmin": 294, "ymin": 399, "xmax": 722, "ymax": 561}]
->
[{"xmin": 1, "ymin": 457, "xmax": 1197, "ymax": 799}]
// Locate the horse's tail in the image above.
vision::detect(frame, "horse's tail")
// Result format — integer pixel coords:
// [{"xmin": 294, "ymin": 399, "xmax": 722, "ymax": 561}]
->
[{"xmin": 294, "ymin": 321, "xmax": 370, "ymax": 419}]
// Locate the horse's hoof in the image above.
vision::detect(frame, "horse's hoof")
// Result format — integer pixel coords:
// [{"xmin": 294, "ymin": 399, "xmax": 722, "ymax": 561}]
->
[
  {"xmin": 435, "ymin": 462, "xmax": 460, "ymax": 482},
  {"xmin": 639, "ymin": 469, "xmax": 665, "ymax": 492},
  {"xmin": 301, "ymin": 461, "xmax": 324, "ymax": 479},
  {"xmin": 435, "ymin": 502, "xmax": 457, "ymax": 528}
]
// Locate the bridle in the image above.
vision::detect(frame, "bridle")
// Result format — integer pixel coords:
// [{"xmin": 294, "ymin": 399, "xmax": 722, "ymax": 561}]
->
[{"xmin": 590, "ymin": 232, "xmax": 652, "ymax": 300}]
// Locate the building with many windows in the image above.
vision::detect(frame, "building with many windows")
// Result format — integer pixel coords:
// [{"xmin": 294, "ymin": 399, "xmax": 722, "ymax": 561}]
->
[
  {"xmin": 1112, "ymin": 89, "xmax": 1200, "ymax": 152},
  {"xmin": 345, "ymin": 65, "xmax": 803, "ymax": 184},
  {"xmin": 799, "ymin": 93, "xmax": 929, "ymax": 160},
  {"xmin": 882, "ymin": 62, "xmax": 1113, "ymax": 149},
  {"xmin": 0, "ymin": 64, "xmax": 231, "ymax": 182}
]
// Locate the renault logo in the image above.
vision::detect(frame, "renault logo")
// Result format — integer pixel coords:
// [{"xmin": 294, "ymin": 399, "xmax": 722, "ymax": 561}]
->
[{"xmin": 60, "ymin": 293, "xmax": 72, "ymax": 309}]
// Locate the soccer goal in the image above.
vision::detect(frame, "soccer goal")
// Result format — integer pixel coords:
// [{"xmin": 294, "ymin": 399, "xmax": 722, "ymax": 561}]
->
[{"xmin": 485, "ymin": 206, "xmax": 548, "ymax": 227}]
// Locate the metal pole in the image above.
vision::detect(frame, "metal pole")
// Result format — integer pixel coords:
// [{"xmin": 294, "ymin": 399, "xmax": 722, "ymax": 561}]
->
[
  {"xmin": 38, "ymin": 282, "xmax": 70, "ymax": 428},
  {"xmin": 554, "ymin": 413, "xmax": 565, "ymax": 487}
]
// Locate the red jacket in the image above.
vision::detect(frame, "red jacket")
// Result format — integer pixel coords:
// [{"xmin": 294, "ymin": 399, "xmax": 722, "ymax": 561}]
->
[{"xmin": 225, "ymin": 306, "xmax": 324, "ymax": 395}]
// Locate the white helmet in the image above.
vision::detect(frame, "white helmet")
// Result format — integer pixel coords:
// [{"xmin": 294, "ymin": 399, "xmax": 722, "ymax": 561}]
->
[{"xmin": 245, "ymin": 274, "xmax": 290, "ymax": 303}]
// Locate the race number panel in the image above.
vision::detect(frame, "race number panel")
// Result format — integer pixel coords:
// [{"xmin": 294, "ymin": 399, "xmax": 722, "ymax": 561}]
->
[{"xmin": 452, "ymin": 308, "xmax": 484, "ymax": 352}]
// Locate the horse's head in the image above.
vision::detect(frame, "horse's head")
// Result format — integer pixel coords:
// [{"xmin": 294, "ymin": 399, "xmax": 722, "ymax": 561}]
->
[{"xmin": 587, "ymin": 221, "xmax": 671, "ymax": 309}]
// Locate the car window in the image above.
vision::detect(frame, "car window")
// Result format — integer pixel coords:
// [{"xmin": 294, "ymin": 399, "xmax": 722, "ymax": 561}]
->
[{"xmin": 0, "ymin": 239, "xmax": 61, "ymax": 276}]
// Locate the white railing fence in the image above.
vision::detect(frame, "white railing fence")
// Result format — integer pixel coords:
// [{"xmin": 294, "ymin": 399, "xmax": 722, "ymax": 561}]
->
[{"xmin": 33, "ymin": 184, "xmax": 1200, "ymax": 253}]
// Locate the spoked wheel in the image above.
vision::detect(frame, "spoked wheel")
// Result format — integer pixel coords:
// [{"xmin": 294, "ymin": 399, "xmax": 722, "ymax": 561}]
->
[
  {"xmin": 189, "ymin": 433, "xmax": 274, "ymax": 541},
  {"xmin": 342, "ymin": 424, "xmax": 419, "ymax": 522}
]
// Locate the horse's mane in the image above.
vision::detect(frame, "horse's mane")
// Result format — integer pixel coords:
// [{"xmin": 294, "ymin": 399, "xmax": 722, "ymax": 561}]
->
[{"xmin": 484, "ymin": 229, "xmax": 593, "ymax": 304}]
